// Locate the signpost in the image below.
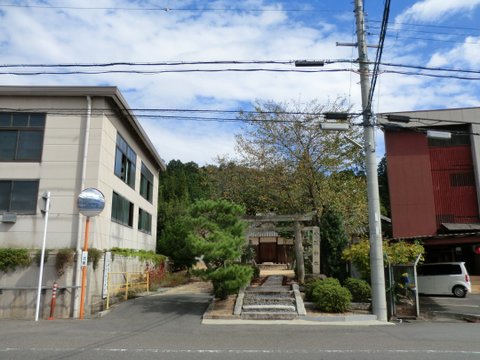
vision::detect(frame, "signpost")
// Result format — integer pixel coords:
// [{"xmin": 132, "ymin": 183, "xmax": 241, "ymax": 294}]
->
[{"xmin": 77, "ymin": 188, "xmax": 105, "ymax": 319}]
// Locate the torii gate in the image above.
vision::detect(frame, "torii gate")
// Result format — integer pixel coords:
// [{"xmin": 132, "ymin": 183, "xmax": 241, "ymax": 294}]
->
[{"xmin": 244, "ymin": 213, "xmax": 320, "ymax": 283}]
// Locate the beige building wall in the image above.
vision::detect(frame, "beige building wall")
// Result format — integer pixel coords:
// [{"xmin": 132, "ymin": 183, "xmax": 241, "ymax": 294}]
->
[{"xmin": 0, "ymin": 91, "xmax": 161, "ymax": 252}]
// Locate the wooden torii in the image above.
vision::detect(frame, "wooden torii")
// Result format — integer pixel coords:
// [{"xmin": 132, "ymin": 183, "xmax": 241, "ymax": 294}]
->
[{"xmin": 243, "ymin": 212, "xmax": 320, "ymax": 283}]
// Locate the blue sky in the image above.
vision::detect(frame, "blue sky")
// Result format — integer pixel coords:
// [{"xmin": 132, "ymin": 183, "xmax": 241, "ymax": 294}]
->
[{"xmin": 0, "ymin": 0, "xmax": 479, "ymax": 165}]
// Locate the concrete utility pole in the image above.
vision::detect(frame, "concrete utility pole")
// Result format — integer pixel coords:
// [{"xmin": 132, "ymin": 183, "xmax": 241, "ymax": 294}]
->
[{"xmin": 354, "ymin": 0, "xmax": 388, "ymax": 321}]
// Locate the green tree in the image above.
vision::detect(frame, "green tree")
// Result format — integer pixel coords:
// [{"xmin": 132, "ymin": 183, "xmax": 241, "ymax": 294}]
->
[
  {"xmin": 188, "ymin": 199, "xmax": 246, "ymax": 270},
  {"xmin": 378, "ymin": 155, "xmax": 390, "ymax": 217},
  {"xmin": 157, "ymin": 160, "xmax": 212, "ymax": 254},
  {"xmin": 342, "ymin": 239, "xmax": 424, "ymax": 280},
  {"xmin": 320, "ymin": 208, "xmax": 349, "ymax": 280},
  {"xmin": 233, "ymin": 99, "xmax": 367, "ymax": 234}
]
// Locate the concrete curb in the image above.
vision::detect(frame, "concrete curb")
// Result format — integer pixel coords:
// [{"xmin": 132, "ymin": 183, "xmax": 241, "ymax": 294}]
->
[{"xmin": 202, "ymin": 318, "xmax": 390, "ymax": 326}]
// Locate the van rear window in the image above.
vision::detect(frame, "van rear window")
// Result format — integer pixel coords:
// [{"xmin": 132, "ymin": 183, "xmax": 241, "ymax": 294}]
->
[{"xmin": 418, "ymin": 264, "xmax": 462, "ymax": 276}]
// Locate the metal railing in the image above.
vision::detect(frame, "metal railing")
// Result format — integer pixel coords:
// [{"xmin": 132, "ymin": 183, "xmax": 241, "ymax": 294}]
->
[{"xmin": 105, "ymin": 271, "xmax": 149, "ymax": 309}]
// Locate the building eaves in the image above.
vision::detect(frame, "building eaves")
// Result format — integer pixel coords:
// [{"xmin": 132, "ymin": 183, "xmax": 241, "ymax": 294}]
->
[
  {"xmin": 0, "ymin": 85, "xmax": 166, "ymax": 171},
  {"xmin": 378, "ymin": 107, "xmax": 480, "ymax": 130}
]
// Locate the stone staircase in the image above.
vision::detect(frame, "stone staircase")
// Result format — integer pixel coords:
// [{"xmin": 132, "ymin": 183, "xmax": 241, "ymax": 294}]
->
[{"xmin": 235, "ymin": 275, "xmax": 306, "ymax": 320}]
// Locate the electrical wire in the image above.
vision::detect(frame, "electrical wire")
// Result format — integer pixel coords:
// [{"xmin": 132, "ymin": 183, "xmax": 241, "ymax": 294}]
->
[
  {"xmin": 367, "ymin": 0, "xmax": 390, "ymax": 114},
  {"xmin": 0, "ymin": 3, "xmax": 349, "ymax": 13}
]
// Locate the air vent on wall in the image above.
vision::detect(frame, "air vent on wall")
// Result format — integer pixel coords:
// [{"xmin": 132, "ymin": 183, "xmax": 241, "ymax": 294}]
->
[{"xmin": 2, "ymin": 212, "xmax": 17, "ymax": 223}]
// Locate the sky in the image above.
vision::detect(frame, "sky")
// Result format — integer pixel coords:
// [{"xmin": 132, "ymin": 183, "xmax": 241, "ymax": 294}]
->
[{"xmin": 0, "ymin": 0, "xmax": 479, "ymax": 165}]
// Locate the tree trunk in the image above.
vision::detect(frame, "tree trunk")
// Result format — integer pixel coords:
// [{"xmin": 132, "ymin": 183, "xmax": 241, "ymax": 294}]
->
[{"xmin": 294, "ymin": 221, "xmax": 305, "ymax": 284}]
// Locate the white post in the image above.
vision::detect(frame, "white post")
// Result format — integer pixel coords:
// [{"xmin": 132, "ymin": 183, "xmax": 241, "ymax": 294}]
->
[
  {"xmin": 35, "ymin": 191, "xmax": 50, "ymax": 321},
  {"xmin": 354, "ymin": 0, "xmax": 388, "ymax": 321}
]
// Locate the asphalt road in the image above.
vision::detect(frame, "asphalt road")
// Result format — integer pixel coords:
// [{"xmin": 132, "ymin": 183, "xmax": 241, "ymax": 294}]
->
[
  {"xmin": 420, "ymin": 293, "xmax": 480, "ymax": 320},
  {"xmin": 1, "ymin": 292, "xmax": 480, "ymax": 360}
]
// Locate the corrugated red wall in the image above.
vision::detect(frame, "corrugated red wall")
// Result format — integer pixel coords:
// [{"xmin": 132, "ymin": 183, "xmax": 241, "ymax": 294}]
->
[
  {"xmin": 386, "ymin": 129, "xmax": 480, "ymax": 238},
  {"xmin": 385, "ymin": 131, "xmax": 438, "ymax": 238},
  {"xmin": 429, "ymin": 146, "xmax": 479, "ymax": 227}
]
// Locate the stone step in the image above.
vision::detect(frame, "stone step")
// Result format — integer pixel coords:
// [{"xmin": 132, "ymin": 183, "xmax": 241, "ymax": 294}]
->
[
  {"xmin": 242, "ymin": 298, "xmax": 295, "ymax": 306},
  {"xmin": 242, "ymin": 304, "xmax": 296, "ymax": 312},
  {"xmin": 241, "ymin": 311, "xmax": 297, "ymax": 320},
  {"xmin": 245, "ymin": 287, "xmax": 291, "ymax": 294}
]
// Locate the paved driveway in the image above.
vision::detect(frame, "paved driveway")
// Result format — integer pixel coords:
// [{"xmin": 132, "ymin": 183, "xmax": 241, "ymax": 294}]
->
[{"xmin": 420, "ymin": 293, "xmax": 480, "ymax": 321}]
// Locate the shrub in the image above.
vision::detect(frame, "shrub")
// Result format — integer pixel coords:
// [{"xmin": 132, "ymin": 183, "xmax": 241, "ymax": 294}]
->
[
  {"xmin": 209, "ymin": 264, "xmax": 253, "ymax": 300},
  {"xmin": 88, "ymin": 248, "xmax": 103, "ymax": 270},
  {"xmin": 307, "ymin": 277, "xmax": 341, "ymax": 302},
  {"xmin": 0, "ymin": 248, "xmax": 32, "ymax": 272},
  {"xmin": 344, "ymin": 277, "xmax": 371, "ymax": 302},
  {"xmin": 314, "ymin": 283, "xmax": 352, "ymax": 313},
  {"xmin": 55, "ymin": 248, "xmax": 75, "ymax": 276}
]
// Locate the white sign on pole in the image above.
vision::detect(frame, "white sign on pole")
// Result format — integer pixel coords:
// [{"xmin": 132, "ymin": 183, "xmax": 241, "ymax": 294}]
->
[
  {"xmin": 102, "ymin": 252, "xmax": 112, "ymax": 299},
  {"xmin": 81, "ymin": 251, "xmax": 88, "ymax": 267}
]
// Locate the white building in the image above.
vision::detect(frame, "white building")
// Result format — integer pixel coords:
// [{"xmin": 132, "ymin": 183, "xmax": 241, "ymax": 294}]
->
[{"xmin": 0, "ymin": 86, "xmax": 166, "ymax": 318}]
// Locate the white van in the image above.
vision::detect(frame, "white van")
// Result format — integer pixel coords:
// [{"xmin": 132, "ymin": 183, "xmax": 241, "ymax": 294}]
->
[{"xmin": 417, "ymin": 262, "xmax": 471, "ymax": 298}]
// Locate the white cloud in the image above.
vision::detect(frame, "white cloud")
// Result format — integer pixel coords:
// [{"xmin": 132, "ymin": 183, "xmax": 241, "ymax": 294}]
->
[
  {"xmin": 0, "ymin": 0, "xmax": 479, "ymax": 165},
  {"xmin": 428, "ymin": 36, "xmax": 480, "ymax": 68},
  {"xmin": 396, "ymin": 0, "xmax": 480, "ymax": 23}
]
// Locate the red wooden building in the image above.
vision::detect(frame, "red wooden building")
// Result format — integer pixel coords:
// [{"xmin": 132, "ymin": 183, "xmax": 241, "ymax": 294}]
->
[{"xmin": 382, "ymin": 108, "xmax": 480, "ymax": 276}]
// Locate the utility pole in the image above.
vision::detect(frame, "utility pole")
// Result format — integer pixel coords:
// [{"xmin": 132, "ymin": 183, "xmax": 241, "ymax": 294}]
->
[{"xmin": 354, "ymin": 0, "xmax": 388, "ymax": 321}]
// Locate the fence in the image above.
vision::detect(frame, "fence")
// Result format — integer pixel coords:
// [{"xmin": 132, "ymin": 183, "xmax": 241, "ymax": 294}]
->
[{"xmin": 105, "ymin": 271, "xmax": 149, "ymax": 310}]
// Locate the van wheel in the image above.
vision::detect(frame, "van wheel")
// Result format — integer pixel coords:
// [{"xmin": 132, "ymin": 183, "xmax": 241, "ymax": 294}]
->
[{"xmin": 453, "ymin": 285, "xmax": 467, "ymax": 298}]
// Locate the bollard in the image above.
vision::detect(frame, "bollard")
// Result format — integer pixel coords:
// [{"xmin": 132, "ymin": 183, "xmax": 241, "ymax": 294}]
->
[{"xmin": 48, "ymin": 282, "xmax": 58, "ymax": 320}]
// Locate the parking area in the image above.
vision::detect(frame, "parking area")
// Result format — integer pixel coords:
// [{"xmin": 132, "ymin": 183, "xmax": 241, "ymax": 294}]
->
[{"xmin": 419, "ymin": 293, "xmax": 480, "ymax": 322}]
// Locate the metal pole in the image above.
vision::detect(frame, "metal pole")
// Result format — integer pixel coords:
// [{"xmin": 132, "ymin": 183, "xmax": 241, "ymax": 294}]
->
[
  {"xmin": 79, "ymin": 216, "xmax": 90, "ymax": 319},
  {"xmin": 35, "ymin": 191, "xmax": 50, "ymax": 322},
  {"xmin": 354, "ymin": 0, "xmax": 388, "ymax": 321}
]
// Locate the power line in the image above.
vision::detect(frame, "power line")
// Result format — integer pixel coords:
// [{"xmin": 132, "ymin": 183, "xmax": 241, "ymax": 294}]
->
[
  {"xmin": 0, "ymin": 60, "xmax": 295, "ymax": 68},
  {"xmin": 0, "ymin": 3, "xmax": 348, "ymax": 13},
  {"xmin": 367, "ymin": 0, "xmax": 391, "ymax": 113},
  {"xmin": 0, "ymin": 68, "xmax": 352, "ymax": 76}
]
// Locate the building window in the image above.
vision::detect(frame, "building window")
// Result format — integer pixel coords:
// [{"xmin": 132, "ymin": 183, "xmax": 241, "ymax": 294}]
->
[
  {"xmin": 0, "ymin": 180, "xmax": 39, "ymax": 214},
  {"xmin": 111, "ymin": 192, "xmax": 133, "ymax": 227},
  {"xmin": 140, "ymin": 163, "xmax": 154, "ymax": 203},
  {"xmin": 138, "ymin": 208, "xmax": 152, "ymax": 234},
  {"xmin": 114, "ymin": 134, "xmax": 136, "ymax": 188},
  {"xmin": 0, "ymin": 112, "xmax": 46, "ymax": 162},
  {"xmin": 450, "ymin": 172, "xmax": 475, "ymax": 187}
]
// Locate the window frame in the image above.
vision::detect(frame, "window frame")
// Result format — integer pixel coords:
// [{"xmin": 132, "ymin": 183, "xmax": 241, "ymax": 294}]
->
[
  {"xmin": 0, "ymin": 112, "xmax": 46, "ymax": 162},
  {"xmin": 114, "ymin": 133, "xmax": 137, "ymax": 189},
  {"xmin": 140, "ymin": 162, "xmax": 154, "ymax": 203},
  {"xmin": 0, "ymin": 179, "xmax": 39, "ymax": 214},
  {"xmin": 111, "ymin": 191, "xmax": 134, "ymax": 227},
  {"xmin": 138, "ymin": 208, "xmax": 152, "ymax": 234}
]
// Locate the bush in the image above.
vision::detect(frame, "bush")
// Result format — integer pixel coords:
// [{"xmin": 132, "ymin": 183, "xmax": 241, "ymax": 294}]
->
[
  {"xmin": 55, "ymin": 248, "xmax": 75, "ymax": 276},
  {"xmin": 314, "ymin": 283, "xmax": 352, "ymax": 313},
  {"xmin": 344, "ymin": 277, "xmax": 371, "ymax": 302},
  {"xmin": 0, "ymin": 248, "xmax": 32, "ymax": 272},
  {"xmin": 306, "ymin": 277, "xmax": 341, "ymax": 302},
  {"xmin": 209, "ymin": 264, "xmax": 253, "ymax": 300}
]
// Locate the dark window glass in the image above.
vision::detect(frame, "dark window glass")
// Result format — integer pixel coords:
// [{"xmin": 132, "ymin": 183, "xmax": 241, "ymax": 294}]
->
[
  {"xmin": 0, "ymin": 181, "xmax": 11, "ymax": 210},
  {"xmin": 419, "ymin": 264, "xmax": 462, "ymax": 276},
  {"xmin": 0, "ymin": 131, "xmax": 17, "ymax": 160},
  {"xmin": 450, "ymin": 172, "xmax": 475, "ymax": 187},
  {"xmin": 12, "ymin": 113, "xmax": 29, "ymax": 127},
  {"xmin": 0, "ymin": 113, "xmax": 11, "ymax": 127},
  {"xmin": 0, "ymin": 180, "xmax": 39, "ymax": 214},
  {"xmin": 114, "ymin": 134, "xmax": 136, "ymax": 188},
  {"xmin": 29, "ymin": 114, "xmax": 46, "ymax": 127},
  {"xmin": 138, "ymin": 208, "xmax": 152, "ymax": 233},
  {"xmin": 17, "ymin": 131, "xmax": 43, "ymax": 160},
  {"xmin": 114, "ymin": 150, "xmax": 124, "ymax": 178},
  {"xmin": 140, "ymin": 163, "xmax": 154, "ymax": 203},
  {"xmin": 111, "ymin": 191, "xmax": 133, "ymax": 227},
  {"xmin": 0, "ymin": 113, "xmax": 45, "ymax": 162}
]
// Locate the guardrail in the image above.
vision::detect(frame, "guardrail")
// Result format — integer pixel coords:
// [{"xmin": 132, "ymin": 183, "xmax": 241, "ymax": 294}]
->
[{"xmin": 106, "ymin": 271, "xmax": 149, "ymax": 309}]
